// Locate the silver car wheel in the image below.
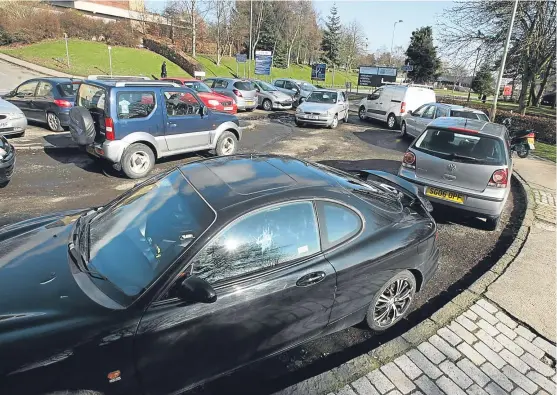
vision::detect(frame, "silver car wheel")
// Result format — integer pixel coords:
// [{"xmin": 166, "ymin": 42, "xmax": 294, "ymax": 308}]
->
[
  {"xmin": 388, "ymin": 114, "xmax": 396, "ymax": 129},
  {"xmin": 373, "ymin": 278, "xmax": 414, "ymax": 328},
  {"xmin": 221, "ymin": 137, "xmax": 235, "ymax": 155},
  {"xmin": 359, "ymin": 107, "xmax": 366, "ymax": 120},
  {"xmin": 400, "ymin": 122, "xmax": 407, "ymax": 136},
  {"xmin": 129, "ymin": 151, "xmax": 150, "ymax": 173},
  {"xmin": 263, "ymin": 99, "xmax": 272, "ymax": 111},
  {"xmin": 47, "ymin": 113, "xmax": 61, "ymax": 131},
  {"xmin": 330, "ymin": 115, "xmax": 338, "ymax": 128}
]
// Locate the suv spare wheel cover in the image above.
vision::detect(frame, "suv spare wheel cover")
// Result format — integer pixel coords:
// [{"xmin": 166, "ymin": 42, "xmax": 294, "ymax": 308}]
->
[{"xmin": 69, "ymin": 107, "xmax": 96, "ymax": 146}]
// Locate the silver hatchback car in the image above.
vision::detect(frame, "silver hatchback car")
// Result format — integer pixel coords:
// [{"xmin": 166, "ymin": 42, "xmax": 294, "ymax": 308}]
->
[
  {"xmin": 398, "ymin": 117, "xmax": 512, "ymax": 230},
  {"xmin": 203, "ymin": 77, "xmax": 257, "ymax": 111},
  {"xmin": 295, "ymin": 89, "xmax": 349, "ymax": 129}
]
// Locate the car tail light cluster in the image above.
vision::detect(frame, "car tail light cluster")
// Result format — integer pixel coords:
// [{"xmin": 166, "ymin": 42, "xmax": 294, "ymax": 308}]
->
[
  {"xmin": 105, "ymin": 117, "xmax": 115, "ymax": 140},
  {"xmin": 402, "ymin": 151, "xmax": 416, "ymax": 169},
  {"xmin": 232, "ymin": 89, "xmax": 243, "ymax": 97},
  {"xmin": 54, "ymin": 99, "xmax": 72, "ymax": 108},
  {"xmin": 400, "ymin": 101, "xmax": 406, "ymax": 114},
  {"xmin": 488, "ymin": 169, "xmax": 508, "ymax": 188}
]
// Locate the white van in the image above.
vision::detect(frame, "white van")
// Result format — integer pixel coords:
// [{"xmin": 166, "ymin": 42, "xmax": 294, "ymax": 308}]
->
[{"xmin": 358, "ymin": 84, "xmax": 436, "ymax": 129}]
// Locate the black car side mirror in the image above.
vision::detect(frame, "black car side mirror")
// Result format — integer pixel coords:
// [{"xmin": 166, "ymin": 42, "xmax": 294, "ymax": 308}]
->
[
  {"xmin": 177, "ymin": 275, "xmax": 217, "ymax": 304},
  {"xmin": 201, "ymin": 106, "xmax": 208, "ymax": 117},
  {"xmin": 299, "ymin": 97, "xmax": 305, "ymax": 103},
  {"xmin": 367, "ymin": 94, "xmax": 372, "ymax": 100},
  {"xmin": 256, "ymin": 88, "xmax": 260, "ymax": 93}
]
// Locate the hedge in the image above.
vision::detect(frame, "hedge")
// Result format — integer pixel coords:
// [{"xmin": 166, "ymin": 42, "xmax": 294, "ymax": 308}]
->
[{"xmin": 438, "ymin": 98, "xmax": 556, "ymax": 145}]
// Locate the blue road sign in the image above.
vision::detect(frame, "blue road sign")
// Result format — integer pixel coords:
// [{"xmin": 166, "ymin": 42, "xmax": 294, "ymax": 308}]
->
[
  {"xmin": 311, "ymin": 63, "xmax": 326, "ymax": 81},
  {"xmin": 401, "ymin": 65, "xmax": 414, "ymax": 72},
  {"xmin": 236, "ymin": 53, "xmax": 247, "ymax": 63},
  {"xmin": 255, "ymin": 50, "xmax": 272, "ymax": 75}
]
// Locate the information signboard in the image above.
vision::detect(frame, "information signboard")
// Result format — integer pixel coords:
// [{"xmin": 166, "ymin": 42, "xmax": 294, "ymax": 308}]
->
[
  {"xmin": 255, "ymin": 50, "xmax": 272, "ymax": 75},
  {"xmin": 311, "ymin": 63, "xmax": 326, "ymax": 81},
  {"xmin": 236, "ymin": 53, "xmax": 247, "ymax": 63},
  {"xmin": 358, "ymin": 66, "xmax": 398, "ymax": 87}
]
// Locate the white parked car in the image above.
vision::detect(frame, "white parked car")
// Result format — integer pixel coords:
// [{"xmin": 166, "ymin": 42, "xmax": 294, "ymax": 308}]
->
[
  {"xmin": 295, "ymin": 89, "xmax": 349, "ymax": 129},
  {"xmin": 0, "ymin": 98, "xmax": 27, "ymax": 137},
  {"xmin": 358, "ymin": 84, "xmax": 436, "ymax": 129}
]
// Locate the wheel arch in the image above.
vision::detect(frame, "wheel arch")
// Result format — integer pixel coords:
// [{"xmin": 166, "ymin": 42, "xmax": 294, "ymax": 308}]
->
[{"xmin": 408, "ymin": 268, "xmax": 424, "ymax": 292}]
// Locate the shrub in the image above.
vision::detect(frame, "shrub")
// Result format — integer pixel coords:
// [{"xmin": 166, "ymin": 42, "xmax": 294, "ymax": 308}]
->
[
  {"xmin": 143, "ymin": 36, "xmax": 203, "ymax": 76},
  {"xmin": 104, "ymin": 20, "xmax": 138, "ymax": 47}
]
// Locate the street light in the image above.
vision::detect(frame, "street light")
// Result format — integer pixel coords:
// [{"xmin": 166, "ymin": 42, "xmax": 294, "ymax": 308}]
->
[
  {"xmin": 107, "ymin": 46, "xmax": 112, "ymax": 77},
  {"xmin": 390, "ymin": 20, "xmax": 403, "ymax": 66}
]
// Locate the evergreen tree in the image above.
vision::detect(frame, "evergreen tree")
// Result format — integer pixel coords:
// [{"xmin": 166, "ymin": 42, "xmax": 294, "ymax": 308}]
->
[
  {"xmin": 471, "ymin": 63, "xmax": 495, "ymax": 97},
  {"xmin": 321, "ymin": 4, "xmax": 341, "ymax": 66},
  {"xmin": 405, "ymin": 26, "xmax": 441, "ymax": 83}
]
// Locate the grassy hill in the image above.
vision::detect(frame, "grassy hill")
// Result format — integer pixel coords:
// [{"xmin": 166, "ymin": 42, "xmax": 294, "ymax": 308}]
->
[
  {"xmin": 197, "ymin": 54, "xmax": 360, "ymax": 87},
  {"xmin": 0, "ymin": 39, "xmax": 190, "ymax": 78}
]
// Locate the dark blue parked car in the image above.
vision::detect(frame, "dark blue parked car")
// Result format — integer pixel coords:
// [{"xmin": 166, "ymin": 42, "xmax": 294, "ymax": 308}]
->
[
  {"xmin": 69, "ymin": 79, "xmax": 242, "ymax": 179},
  {"xmin": 3, "ymin": 77, "xmax": 80, "ymax": 132}
]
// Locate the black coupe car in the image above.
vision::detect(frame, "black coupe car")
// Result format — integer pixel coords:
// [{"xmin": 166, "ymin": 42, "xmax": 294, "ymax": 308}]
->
[{"xmin": 0, "ymin": 155, "xmax": 439, "ymax": 395}]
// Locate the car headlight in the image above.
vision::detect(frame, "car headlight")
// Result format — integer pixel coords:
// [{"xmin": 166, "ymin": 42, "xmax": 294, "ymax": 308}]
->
[
  {"xmin": 7, "ymin": 112, "xmax": 24, "ymax": 119},
  {"xmin": 208, "ymin": 99, "xmax": 220, "ymax": 107}
]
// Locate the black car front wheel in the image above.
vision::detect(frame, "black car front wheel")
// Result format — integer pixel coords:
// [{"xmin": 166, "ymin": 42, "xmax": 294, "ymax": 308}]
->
[
  {"xmin": 215, "ymin": 131, "xmax": 238, "ymax": 156},
  {"xmin": 47, "ymin": 112, "xmax": 64, "ymax": 132},
  {"xmin": 366, "ymin": 270, "xmax": 416, "ymax": 331}
]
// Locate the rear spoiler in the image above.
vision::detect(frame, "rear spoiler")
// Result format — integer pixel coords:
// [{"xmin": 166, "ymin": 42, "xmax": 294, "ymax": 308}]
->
[{"xmin": 356, "ymin": 170, "xmax": 433, "ymax": 212}]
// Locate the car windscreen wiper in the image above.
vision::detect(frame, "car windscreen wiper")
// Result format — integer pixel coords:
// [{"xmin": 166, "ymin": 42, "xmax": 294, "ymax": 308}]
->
[
  {"xmin": 448, "ymin": 153, "xmax": 480, "ymax": 163},
  {"xmin": 69, "ymin": 213, "xmax": 110, "ymax": 282}
]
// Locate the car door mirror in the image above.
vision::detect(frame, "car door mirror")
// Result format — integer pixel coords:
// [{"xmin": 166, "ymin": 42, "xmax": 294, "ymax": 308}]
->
[
  {"xmin": 298, "ymin": 97, "xmax": 305, "ymax": 103},
  {"xmin": 369, "ymin": 94, "xmax": 379, "ymax": 100},
  {"xmin": 255, "ymin": 87, "xmax": 260, "ymax": 93},
  {"xmin": 177, "ymin": 275, "xmax": 217, "ymax": 304},
  {"xmin": 201, "ymin": 105, "xmax": 208, "ymax": 117}
]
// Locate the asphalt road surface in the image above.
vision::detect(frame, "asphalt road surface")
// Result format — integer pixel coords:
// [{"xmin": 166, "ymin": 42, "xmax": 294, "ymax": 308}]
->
[{"xmin": 0, "ymin": 114, "xmax": 524, "ymax": 395}]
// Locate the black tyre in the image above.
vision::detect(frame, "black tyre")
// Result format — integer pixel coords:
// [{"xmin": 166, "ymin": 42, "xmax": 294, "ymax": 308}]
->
[
  {"xmin": 387, "ymin": 113, "xmax": 397, "ymax": 130},
  {"xmin": 400, "ymin": 121, "xmax": 408, "ymax": 138},
  {"xmin": 365, "ymin": 270, "xmax": 416, "ymax": 331},
  {"xmin": 358, "ymin": 106, "xmax": 367, "ymax": 120},
  {"xmin": 328, "ymin": 114, "xmax": 339, "ymax": 129},
  {"xmin": 215, "ymin": 131, "xmax": 238, "ymax": 156},
  {"xmin": 245, "ymin": 107, "xmax": 255, "ymax": 112},
  {"xmin": 120, "ymin": 143, "xmax": 155, "ymax": 179},
  {"xmin": 47, "ymin": 112, "xmax": 64, "ymax": 132},
  {"xmin": 295, "ymin": 119, "xmax": 305, "ymax": 127},
  {"xmin": 517, "ymin": 145, "xmax": 529, "ymax": 158},
  {"xmin": 69, "ymin": 107, "xmax": 96, "ymax": 145},
  {"xmin": 262, "ymin": 99, "xmax": 272, "ymax": 111},
  {"xmin": 485, "ymin": 215, "xmax": 500, "ymax": 231},
  {"xmin": 0, "ymin": 180, "xmax": 9, "ymax": 188}
]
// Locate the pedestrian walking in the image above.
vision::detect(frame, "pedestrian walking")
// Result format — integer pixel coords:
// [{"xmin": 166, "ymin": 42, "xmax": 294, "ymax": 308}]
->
[{"xmin": 161, "ymin": 61, "xmax": 167, "ymax": 78}]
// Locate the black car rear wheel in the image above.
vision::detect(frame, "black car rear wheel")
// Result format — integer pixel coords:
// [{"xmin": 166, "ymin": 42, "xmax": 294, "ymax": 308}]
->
[
  {"xmin": 485, "ymin": 215, "xmax": 500, "ymax": 231},
  {"xmin": 47, "ymin": 112, "xmax": 64, "ymax": 132},
  {"xmin": 366, "ymin": 270, "xmax": 416, "ymax": 331}
]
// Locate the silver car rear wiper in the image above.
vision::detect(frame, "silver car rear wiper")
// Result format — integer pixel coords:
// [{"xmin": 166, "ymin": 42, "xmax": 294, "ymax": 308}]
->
[{"xmin": 448, "ymin": 153, "xmax": 480, "ymax": 162}]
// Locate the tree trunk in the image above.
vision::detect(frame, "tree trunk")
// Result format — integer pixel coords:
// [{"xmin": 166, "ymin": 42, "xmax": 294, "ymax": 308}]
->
[
  {"xmin": 191, "ymin": 12, "xmax": 197, "ymax": 58},
  {"xmin": 518, "ymin": 68, "xmax": 534, "ymax": 115},
  {"xmin": 533, "ymin": 57, "xmax": 554, "ymax": 107}
]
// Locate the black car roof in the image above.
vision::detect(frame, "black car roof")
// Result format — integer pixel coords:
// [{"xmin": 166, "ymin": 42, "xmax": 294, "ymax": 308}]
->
[{"xmin": 180, "ymin": 155, "xmax": 338, "ymax": 211}]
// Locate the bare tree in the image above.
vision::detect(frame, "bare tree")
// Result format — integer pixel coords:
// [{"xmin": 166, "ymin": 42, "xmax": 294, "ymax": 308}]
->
[
  {"xmin": 283, "ymin": 1, "xmax": 304, "ymax": 68},
  {"xmin": 250, "ymin": 0, "xmax": 267, "ymax": 61},
  {"xmin": 211, "ymin": 0, "xmax": 232, "ymax": 65},
  {"xmin": 340, "ymin": 20, "xmax": 367, "ymax": 71}
]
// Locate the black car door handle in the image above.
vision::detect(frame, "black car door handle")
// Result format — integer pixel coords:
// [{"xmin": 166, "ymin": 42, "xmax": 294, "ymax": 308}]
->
[{"xmin": 296, "ymin": 272, "xmax": 326, "ymax": 287}]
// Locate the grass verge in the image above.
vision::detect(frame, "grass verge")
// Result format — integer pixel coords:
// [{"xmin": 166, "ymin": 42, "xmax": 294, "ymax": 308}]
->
[
  {"xmin": 0, "ymin": 39, "xmax": 190, "ymax": 78},
  {"xmin": 533, "ymin": 142, "xmax": 556, "ymax": 162}
]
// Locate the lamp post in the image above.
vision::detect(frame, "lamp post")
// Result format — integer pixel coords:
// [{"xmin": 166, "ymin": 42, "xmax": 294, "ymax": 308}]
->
[
  {"xmin": 467, "ymin": 46, "xmax": 482, "ymax": 105},
  {"xmin": 63, "ymin": 33, "xmax": 70, "ymax": 69},
  {"xmin": 390, "ymin": 20, "xmax": 403, "ymax": 66},
  {"xmin": 491, "ymin": 0, "xmax": 519, "ymax": 121},
  {"xmin": 107, "ymin": 46, "xmax": 112, "ymax": 77}
]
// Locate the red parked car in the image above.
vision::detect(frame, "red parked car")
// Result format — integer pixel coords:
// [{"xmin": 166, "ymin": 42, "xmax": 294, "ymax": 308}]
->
[{"xmin": 161, "ymin": 78, "xmax": 237, "ymax": 114}]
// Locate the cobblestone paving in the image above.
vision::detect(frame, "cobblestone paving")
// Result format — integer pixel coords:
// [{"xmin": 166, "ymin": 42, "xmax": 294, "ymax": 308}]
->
[
  {"xmin": 532, "ymin": 188, "xmax": 556, "ymax": 226},
  {"xmin": 330, "ymin": 299, "xmax": 557, "ymax": 395}
]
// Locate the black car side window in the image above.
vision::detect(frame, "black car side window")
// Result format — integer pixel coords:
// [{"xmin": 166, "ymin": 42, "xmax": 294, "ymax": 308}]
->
[
  {"xmin": 36, "ymin": 81, "xmax": 54, "ymax": 97},
  {"xmin": 15, "ymin": 81, "xmax": 38, "ymax": 97},
  {"xmin": 117, "ymin": 91, "xmax": 155, "ymax": 119},
  {"xmin": 274, "ymin": 80, "xmax": 285, "ymax": 88},
  {"xmin": 191, "ymin": 201, "xmax": 321, "ymax": 284},
  {"xmin": 317, "ymin": 202, "xmax": 362, "ymax": 250},
  {"xmin": 421, "ymin": 105, "xmax": 436, "ymax": 119}
]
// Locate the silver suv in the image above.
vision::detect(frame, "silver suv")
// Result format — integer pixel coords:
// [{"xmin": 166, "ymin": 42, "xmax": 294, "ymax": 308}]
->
[
  {"xmin": 398, "ymin": 117, "xmax": 512, "ymax": 230},
  {"xmin": 203, "ymin": 78, "xmax": 257, "ymax": 111}
]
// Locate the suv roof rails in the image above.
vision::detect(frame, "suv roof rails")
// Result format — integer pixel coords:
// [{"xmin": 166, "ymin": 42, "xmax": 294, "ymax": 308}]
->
[
  {"xmin": 87, "ymin": 75, "xmax": 151, "ymax": 81},
  {"xmin": 114, "ymin": 81, "xmax": 181, "ymax": 87}
]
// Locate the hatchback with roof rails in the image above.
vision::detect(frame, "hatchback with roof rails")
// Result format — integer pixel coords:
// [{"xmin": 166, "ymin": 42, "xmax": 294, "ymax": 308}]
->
[
  {"xmin": 203, "ymin": 77, "xmax": 257, "ymax": 111},
  {"xmin": 69, "ymin": 79, "xmax": 241, "ymax": 179},
  {"xmin": 398, "ymin": 117, "xmax": 512, "ymax": 230}
]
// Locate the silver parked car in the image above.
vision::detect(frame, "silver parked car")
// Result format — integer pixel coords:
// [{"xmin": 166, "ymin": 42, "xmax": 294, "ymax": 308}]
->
[
  {"xmin": 295, "ymin": 89, "xmax": 349, "ymax": 129},
  {"xmin": 0, "ymin": 98, "xmax": 27, "ymax": 137},
  {"xmin": 273, "ymin": 78, "xmax": 315, "ymax": 105},
  {"xmin": 401, "ymin": 103, "xmax": 489, "ymax": 138},
  {"xmin": 251, "ymin": 79, "xmax": 293, "ymax": 111},
  {"xmin": 203, "ymin": 77, "xmax": 257, "ymax": 111},
  {"xmin": 398, "ymin": 117, "xmax": 512, "ymax": 230}
]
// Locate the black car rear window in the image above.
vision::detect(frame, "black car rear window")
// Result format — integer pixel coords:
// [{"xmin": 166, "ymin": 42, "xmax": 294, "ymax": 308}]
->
[
  {"xmin": 58, "ymin": 82, "xmax": 80, "ymax": 97},
  {"xmin": 414, "ymin": 128, "xmax": 506, "ymax": 166},
  {"xmin": 233, "ymin": 81, "xmax": 254, "ymax": 91},
  {"xmin": 450, "ymin": 110, "xmax": 489, "ymax": 122}
]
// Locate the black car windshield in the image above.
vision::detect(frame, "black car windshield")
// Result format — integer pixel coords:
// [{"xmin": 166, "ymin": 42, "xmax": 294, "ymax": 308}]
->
[
  {"xmin": 87, "ymin": 170, "xmax": 215, "ymax": 301},
  {"xmin": 256, "ymin": 80, "xmax": 278, "ymax": 92},
  {"xmin": 184, "ymin": 81, "xmax": 212, "ymax": 93},
  {"xmin": 306, "ymin": 91, "xmax": 337, "ymax": 103},
  {"xmin": 451, "ymin": 110, "xmax": 489, "ymax": 122},
  {"xmin": 414, "ymin": 129, "xmax": 506, "ymax": 166}
]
